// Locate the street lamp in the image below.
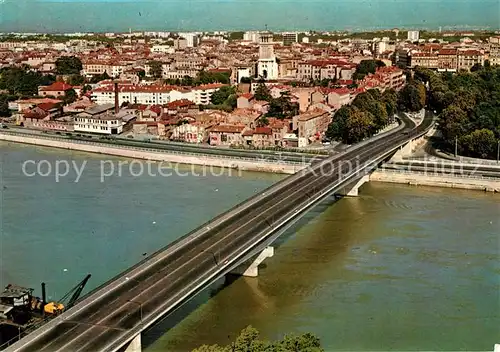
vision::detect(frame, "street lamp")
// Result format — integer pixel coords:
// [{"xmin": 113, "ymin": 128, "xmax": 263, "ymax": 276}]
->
[
  {"xmin": 201, "ymin": 249, "xmax": 220, "ymax": 266},
  {"xmin": 126, "ymin": 300, "xmax": 143, "ymax": 325},
  {"xmin": 124, "ymin": 277, "xmax": 145, "ymax": 325},
  {"xmin": 497, "ymin": 140, "xmax": 499, "ymax": 164}
]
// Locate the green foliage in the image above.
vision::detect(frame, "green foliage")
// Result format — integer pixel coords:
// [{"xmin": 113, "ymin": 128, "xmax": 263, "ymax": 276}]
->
[
  {"xmin": 240, "ymin": 77, "xmax": 252, "ymax": 84},
  {"xmin": 228, "ymin": 32, "xmax": 244, "ymax": 41},
  {"xmin": 266, "ymin": 91, "xmax": 299, "ymax": 119},
  {"xmin": 424, "ymin": 66, "xmax": 500, "ymax": 159},
  {"xmin": 197, "ymin": 70, "xmax": 230, "ymax": 85},
  {"xmin": 66, "ymin": 74, "xmax": 85, "ymax": 86},
  {"xmin": 82, "ymin": 85, "xmax": 92, "ymax": 94},
  {"xmin": 0, "ymin": 66, "xmax": 55, "ymax": 96},
  {"xmin": 210, "ymin": 86, "xmax": 237, "ymax": 111},
  {"xmin": 55, "ymin": 56, "xmax": 83, "ymax": 75},
  {"xmin": 254, "ymin": 83, "xmax": 272, "ymax": 102},
  {"xmin": 398, "ymin": 82, "xmax": 425, "ymax": 112},
  {"xmin": 63, "ymin": 89, "xmax": 77, "ymax": 104},
  {"xmin": 192, "ymin": 326, "xmax": 323, "ymax": 352},
  {"xmin": 89, "ymin": 72, "xmax": 110, "ymax": 84},
  {"xmin": 148, "ymin": 60, "xmax": 163, "ymax": 79},
  {"xmin": 459, "ymin": 129, "xmax": 497, "ymax": 159},
  {"xmin": 0, "ymin": 94, "xmax": 11, "ymax": 117},
  {"xmin": 353, "ymin": 60, "xmax": 386, "ymax": 80},
  {"xmin": 257, "ymin": 116, "xmax": 269, "ymax": 127},
  {"xmin": 326, "ymin": 88, "xmax": 396, "ymax": 144}
]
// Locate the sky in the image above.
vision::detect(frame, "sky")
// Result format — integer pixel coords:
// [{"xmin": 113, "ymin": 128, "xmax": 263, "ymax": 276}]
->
[{"xmin": 0, "ymin": 0, "xmax": 498, "ymax": 33}]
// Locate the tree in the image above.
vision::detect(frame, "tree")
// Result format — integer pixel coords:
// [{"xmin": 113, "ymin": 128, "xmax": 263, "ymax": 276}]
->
[
  {"xmin": 192, "ymin": 326, "xmax": 323, "ymax": 352},
  {"xmin": 398, "ymin": 83, "xmax": 424, "ymax": 112},
  {"xmin": 353, "ymin": 59, "xmax": 385, "ymax": 80},
  {"xmin": 180, "ymin": 75, "xmax": 194, "ymax": 86},
  {"xmin": 67, "ymin": 74, "xmax": 85, "ymax": 86},
  {"xmin": 240, "ymin": 77, "xmax": 252, "ymax": 84},
  {"xmin": 470, "ymin": 63, "xmax": 483, "ymax": 72},
  {"xmin": 257, "ymin": 116, "xmax": 269, "ymax": 127},
  {"xmin": 254, "ymin": 83, "xmax": 272, "ymax": 102},
  {"xmin": 0, "ymin": 66, "xmax": 55, "ymax": 96},
  {"xmin": 266, "ymin": 91, "xmax": 298, "ymax": 119},
  {"xmin": 89, "ymin": 72, "xmax": 110, "ymax": 84},
  {"xmin": 210, "ymin": 86, "xmax": 236, "ymax": 105},
  {"xmin": 0, "ymin": 95, "xmax": 11, "ymax": 117},
  {"xmin": 459, "ymin": 129, "xmax": 496, "ymax": 159},
  {"xmin": 82, "ymin": 85, "xmax": 92, "ymax": 95},
  {"xmin": 326, "ymin": 106, "xmax": 350, "ymax": 142},
  {"xmin": 439, "ymin": 104, "xmax": 469, "ymax": 142},
  {"xmin": 63, "ymin": 89, "xmax": 77, "ymax": 104},
  {"xmin": 55, "ymin": 56, "xmax": 83, "ymax": 75},
  {"xmin": 209, "ymin": 86, "xmax": 237, "ymax": 111},
  {"xmin": 148, "ymin": 60, "xmax": 163, "ymax": 79}
]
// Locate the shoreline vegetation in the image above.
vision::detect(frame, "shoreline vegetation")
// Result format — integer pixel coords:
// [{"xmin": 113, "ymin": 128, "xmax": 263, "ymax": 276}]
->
[{"xmin": 192, "ymin": 326, "xmax": 323, "ymax": 352}]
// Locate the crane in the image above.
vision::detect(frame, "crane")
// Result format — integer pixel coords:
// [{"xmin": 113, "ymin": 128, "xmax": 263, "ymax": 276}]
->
[{"xmin": 43, "ymin": 274, "xmax": 91, "ymax": 315}]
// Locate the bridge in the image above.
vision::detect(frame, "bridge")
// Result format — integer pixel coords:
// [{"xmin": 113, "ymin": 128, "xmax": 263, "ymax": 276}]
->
[{"xmin": 5, "ymin": 113, "xmax": 434, "ymax": 352}]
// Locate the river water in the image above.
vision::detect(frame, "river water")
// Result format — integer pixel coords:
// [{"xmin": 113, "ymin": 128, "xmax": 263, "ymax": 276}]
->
[
  {"xmin": 1, "ymin": 142, "xmax": 499, "ymax": 351},
  {"xmin": 0, "ymin": 142, "xmax": 283, "ymax": 301},
  {"xmin": 146, "ymin": 185, "xmax": 499, "ymax": 351}
]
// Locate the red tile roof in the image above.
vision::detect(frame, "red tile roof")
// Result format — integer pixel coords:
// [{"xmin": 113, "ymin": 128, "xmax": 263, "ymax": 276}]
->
[
  {"xmin": 39, "ymin": 81, "xmax": 73, "ymax": 92},
  {"xmin": 253, "ymin": 127, "xmax": 272, "ymax": 135},
  {"xmin": 167, "ymin": 99, "xmax": 196, "ymax": 109},
  {"xmin": 239, "ymin": 93, "xmax": 254, "ymax": 100},
  {"xmin": 210, "ymin": 125, "xmax": 245, "ymax": 133}
]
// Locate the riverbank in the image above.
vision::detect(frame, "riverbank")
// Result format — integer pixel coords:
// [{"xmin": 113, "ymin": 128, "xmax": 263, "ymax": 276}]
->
[
  {"xmin": 370, "ymin": 169, "xmax": 500, "ymax": 192},
  {"xmin": 0, "ymin": 132, "xmax": 305, "ymax": 174}
]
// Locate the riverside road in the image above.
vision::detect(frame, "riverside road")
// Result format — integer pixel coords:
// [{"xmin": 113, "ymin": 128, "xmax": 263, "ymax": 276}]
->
[{"xmin": 8, "ymin": 113, "xmax": 433, "ymax": 352}]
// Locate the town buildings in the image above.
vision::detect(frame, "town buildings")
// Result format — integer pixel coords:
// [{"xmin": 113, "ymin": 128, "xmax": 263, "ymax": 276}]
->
[{"xmin": 3, "ymin": 29, "xmax": 497, "ymax": 150}]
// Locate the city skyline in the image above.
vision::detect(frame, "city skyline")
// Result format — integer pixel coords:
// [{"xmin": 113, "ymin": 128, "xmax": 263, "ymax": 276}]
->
[{"xmin": 0, "ymin": 0, "xmax": 498, "ymax": 33}]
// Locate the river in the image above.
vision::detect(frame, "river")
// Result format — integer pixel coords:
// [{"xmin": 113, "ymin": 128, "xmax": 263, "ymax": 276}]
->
[
  {"xmin": 1, "ymin": 142, "xmax": 499, "ymax": 351},
  {"xmin": 0, "ymin": 142, "xmax": 283, "ymax": 301},
  {"xmin": 145, "ymin": 184, "xmax": 499, "ymax": 351}
]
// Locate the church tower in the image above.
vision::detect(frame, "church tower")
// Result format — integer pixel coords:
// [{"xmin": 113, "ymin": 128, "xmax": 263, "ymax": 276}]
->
[
  {"xmin": 257, "ymin": 32, "xmax": 278, "ymax": 80},
  {"xmin": 259, "ymin": 33, "xmax": 275, "ymax": 60}
]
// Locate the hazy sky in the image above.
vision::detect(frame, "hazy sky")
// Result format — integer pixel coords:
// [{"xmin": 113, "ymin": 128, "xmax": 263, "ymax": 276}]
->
[{"xmin": 1, "ymin": 0, "xmax": 498, "ymax": 33}]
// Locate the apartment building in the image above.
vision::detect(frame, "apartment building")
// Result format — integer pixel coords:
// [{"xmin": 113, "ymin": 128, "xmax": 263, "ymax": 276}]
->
[
  {"xmin": 437, "ymin": 49, "xmax": 458, "ymax": 72},
  {"xmin": 411, "ymin": 52, "xmax": 439, "ymax": 69},
  {"xmin": 91, "ymin": 83, "xmax": 226, "ymax": 106},
  {"xmin": 74, "ymin": 104, "xmax": 133, "ymax": 135},
  {"xmin": 457, "ymin": 50, "xmax": 484, "ymax": 70}
]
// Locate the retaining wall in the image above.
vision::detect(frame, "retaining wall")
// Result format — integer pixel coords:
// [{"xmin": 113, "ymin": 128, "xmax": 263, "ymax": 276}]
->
[
  {"xmin": 370, "ymin": 169, "xmax": 500, "ymax": 192},
  {"xmin": 0, "ymin": 133, "xmax": 304, "ymax": 174}
]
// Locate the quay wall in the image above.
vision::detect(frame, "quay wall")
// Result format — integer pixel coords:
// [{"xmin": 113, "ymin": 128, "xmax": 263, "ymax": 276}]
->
[
  {"xmin": 0, "ymin": 133, "xmax": 305, "ymax": 174},
  {"xmin": 370, "ymin": 169, "xmax": 500, "ymax": 192}
]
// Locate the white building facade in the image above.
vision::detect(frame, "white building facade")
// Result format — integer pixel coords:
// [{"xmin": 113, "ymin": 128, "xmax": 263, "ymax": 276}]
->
[
  {"xmin": 257, "ymin": 33, "xmax": 279, "ymax": 80},
  {"xmin": 91, "ymin": 84, "xmax": 226, "ymax": 106},
  {"xmin": 74, "ymin": 116, "xmax": 124, "ymax": 135}
]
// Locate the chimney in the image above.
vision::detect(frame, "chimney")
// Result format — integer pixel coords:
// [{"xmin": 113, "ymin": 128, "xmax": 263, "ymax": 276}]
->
[{"xmin": 114, "ymin": 82, "xmax": 119, "ymax": 114}]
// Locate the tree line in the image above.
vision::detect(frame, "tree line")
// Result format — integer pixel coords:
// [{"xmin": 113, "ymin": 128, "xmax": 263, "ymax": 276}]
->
[
  {"xmin": 192, "ymin": 326, "xmax": 323, "ymax": 352},
  {"xmin": 415, "ymin": 64, "xmax": 500, "ymax": 159},
  {"xmin": 325, "ymin": 88, "xmax": 401, "ymax": 144}
]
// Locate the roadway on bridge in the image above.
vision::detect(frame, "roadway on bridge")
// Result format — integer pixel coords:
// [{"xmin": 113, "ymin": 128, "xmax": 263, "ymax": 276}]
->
[{"xmin": 9, "ymin": 113, "xmax": 433, "ymax": 352}]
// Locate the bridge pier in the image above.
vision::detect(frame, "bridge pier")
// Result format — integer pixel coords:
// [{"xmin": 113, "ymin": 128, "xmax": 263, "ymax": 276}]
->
[
  {"xmin": 338, "ymin": 175, "xmax": 370, "ymax": 197},
  {"xmin": 230, "ymin": 246, "xmax": 274, "ymax": 277},
  {"xmin": 123, "ymin": 333, "xmax": 141, "ymax": 352}
]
